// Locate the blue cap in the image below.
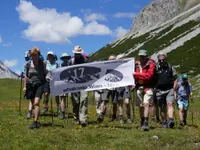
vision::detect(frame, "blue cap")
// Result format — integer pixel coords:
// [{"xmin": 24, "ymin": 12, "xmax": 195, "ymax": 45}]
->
[{"xmin": 182, "ymin": 74, "xmax": 188, "ymax": 79}]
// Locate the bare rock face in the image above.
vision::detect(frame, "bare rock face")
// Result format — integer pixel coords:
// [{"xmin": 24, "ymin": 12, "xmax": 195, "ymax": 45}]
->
[
  {"xmin": 130, "ymin": 0, "xmax": 200, "ymax": 34},
  {"xmin": 0, "ymin": 61, "xmax": 18, "ymax": 79}
]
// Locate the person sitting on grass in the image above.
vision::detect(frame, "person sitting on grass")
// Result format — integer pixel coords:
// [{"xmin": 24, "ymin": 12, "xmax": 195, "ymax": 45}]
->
[{"xmin": 174, "ymin": 74, "xmax": 193, "ymax": 126}]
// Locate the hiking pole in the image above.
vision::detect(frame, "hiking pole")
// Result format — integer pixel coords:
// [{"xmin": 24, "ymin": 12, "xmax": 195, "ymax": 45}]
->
[
  {"xmin": 191, "ymin": 111, "xmax": 194, "ymax": 126},
  {"xmin": 66, "ymin": 94, "xmax": 69, "ymax": 120},
  {"xmin": 131, "ymin": 88, "xmax": 135, "ymax": 123},
  {"xmin": 19, "ymin": 72, "xmax": 23, "ymax": 115},
  {"xmin": 50, "ymin": 96, "xmax": 54, "ymax": 127},
  {"xmin": 173, "ymin": 104, "xmax": 178, "ymax": 128}
]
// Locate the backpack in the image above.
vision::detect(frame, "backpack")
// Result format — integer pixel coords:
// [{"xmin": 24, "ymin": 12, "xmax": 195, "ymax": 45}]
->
[
  {"xmin": 176, "ymin": 81, "xmax": 191, "ymax": 98},
  {"xmin": 26, "ymin": 60, "xmax": 46, "ymax": 81},
  {"xmin": 153, "ymin": 62, "xmax": 173, "ymax": 88}
]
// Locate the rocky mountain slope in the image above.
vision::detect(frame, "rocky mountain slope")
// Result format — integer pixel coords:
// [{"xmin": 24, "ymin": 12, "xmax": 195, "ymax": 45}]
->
[
  {"xmin": 130, "ymin": 0, "xmax": 200, "ymax": 34},
  {"xmin": 0, "ymin": 61, "xmax": 19, "ymax": 79},
  {"xmin": 90, "ymin": 0, "xmax": 200, "ymax": 77}
]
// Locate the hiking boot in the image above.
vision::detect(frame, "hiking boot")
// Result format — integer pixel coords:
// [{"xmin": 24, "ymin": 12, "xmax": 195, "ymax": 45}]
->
[
  {"xmin": 43, "ymin": 107, "xmax": 48, "ymax": 114},
  {"xmin": 183, "ymin": 120, "xmax": 187, "ymax": 126},
  {"xmin": 36, "ymin": 122, "xmax": 41, "ymax": 128},
  {"xmin": 81, "ymin": 122, "xmax": 87, "ymax": 127},
  {"xmin": 109, "ymin": 115, "xmax": 116, "ymax": 122},
  {"xmin": 127, "ymin": 119, "xmax": 132, "ymax": 124},
  {"xmin": 167, "ymin": 119, "xmax": 175, "ymax": 128},
  {"xmin": 138, "ymin": 120, "xmax": 144, "ymax": 129},
  {"xmin": 141, "ymin": 121, "xmax": 149, "ymax": 131},
  {"xmin": 26, "ymin": 111, "xmax": 32, "ymax": 119},
  {"xmin": 162, "ymin": 121, "xmax": 168, "ymax": 128},
  {"xmin": 97, "ymin": 115, "xmax": 104, "ymax": 123},
  {"xmin": 180, "ymin": 121, "xmax": 184, "ymax": 127},
  {"xmin": 60, "ymin": 112, "xmax": 66, "ymax": 120},
  {"xmin": 29, "ymin": 121, "xmax": 37, "ymax": 129},
  {"xmin": 74, "ymin": 119, "xmax": 80, "ymax": 124},
  {"xmin": 119, "ymin": 119, "xmax": 124, "ymax": 124}
]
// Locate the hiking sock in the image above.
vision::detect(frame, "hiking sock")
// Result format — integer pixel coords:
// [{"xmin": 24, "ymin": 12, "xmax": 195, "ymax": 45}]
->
[
  {"xmin": 119, "ymin": 115, "xmax": 123, "ymax": 120},
  {"xmin": 144, "ymin": 117, "xmax": 148, "ymax": 122},
  {"xmin": 140, "ymin": 117, "xmax": 145, "ymax": 127},
  {"xmin": 169, "ymin": 118, "xmax": 174, "ymax": 121}
]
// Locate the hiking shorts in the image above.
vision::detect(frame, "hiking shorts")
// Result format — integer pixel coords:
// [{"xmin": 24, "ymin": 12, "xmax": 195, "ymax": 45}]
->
[
  {"xmin": 177, "ymin": 99, "xmax": 189, "ymax": 110},
  {"xmin": 135, "ymin": 88, "xmax": 153, "ymax": 107},
  {"xmin": 26, "ymin": 83, "xmax": 44, "ymax": 100},
  {"xmin": 44, "ymin": 81, "xmax": 50, "ymax": 93},
  {"xmin": 156, "ymin": 88, "xmax": 174, "ymax": 108},
  {"xmin": 112, "ymin": 90, "xmax": 124, "ymax": 104}
]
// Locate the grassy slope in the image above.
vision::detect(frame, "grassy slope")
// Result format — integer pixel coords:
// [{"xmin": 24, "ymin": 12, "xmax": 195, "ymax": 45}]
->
[
  {"xmin": 90, "ymin": 20, "xmax": 200, "ymax": 76},
  {"xmin": 1, "ymin": 79, "xmax": 200, "ymax": 150}
]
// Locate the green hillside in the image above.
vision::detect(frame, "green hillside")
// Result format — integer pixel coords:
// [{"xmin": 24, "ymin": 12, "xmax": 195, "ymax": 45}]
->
[
  {"xmin": 90, "ymin": 20, "xmax": 200, "ymax": 76},
  {"xmin": 1, "ymin": 78, "xmax": 200, "ymax": 149}
]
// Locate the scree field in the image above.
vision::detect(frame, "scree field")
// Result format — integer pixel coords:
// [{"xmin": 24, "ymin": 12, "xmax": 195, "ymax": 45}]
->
[{"xmin": 0, "ymin": 79, "xmax": 200, "ymax": 150}]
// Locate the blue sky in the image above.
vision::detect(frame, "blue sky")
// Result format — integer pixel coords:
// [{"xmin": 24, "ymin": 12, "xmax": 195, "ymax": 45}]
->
[{"xmin": 0, "ymin": 0, "xmax": 151, "ymax": 73}]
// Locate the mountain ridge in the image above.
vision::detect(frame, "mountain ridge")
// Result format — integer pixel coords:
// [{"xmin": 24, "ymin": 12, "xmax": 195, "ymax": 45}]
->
[{"xmin": 0, "ymin": 61, "xmax": 19, "ymax": 79}]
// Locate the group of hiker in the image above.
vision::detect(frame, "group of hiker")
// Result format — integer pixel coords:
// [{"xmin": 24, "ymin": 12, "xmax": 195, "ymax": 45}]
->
[{"xmin": 22, "ymin": 46, "xmax": 193, "ymax": 130}]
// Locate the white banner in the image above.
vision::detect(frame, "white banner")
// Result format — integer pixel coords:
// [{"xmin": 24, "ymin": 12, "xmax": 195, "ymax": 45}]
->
[{"xmin": 50, "ymin": 58, "xmax": 135, "ymax": 96}]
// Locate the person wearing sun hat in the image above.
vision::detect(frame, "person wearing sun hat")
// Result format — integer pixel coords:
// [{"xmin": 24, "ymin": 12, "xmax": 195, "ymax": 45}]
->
[
  {"xmin": 59, "ymin": 53, "xmax": 71, "ymax": 119},
  {"xmin": 60, "ymin": 53, "xmax": 71, "ymax": 67},
  {"xmin": 43, "ymin": 51, "xmax": 60, "ymax": 115},
  {"xmin": 68, "ymin": 46, "xmax": 88, "ymax": 127}
]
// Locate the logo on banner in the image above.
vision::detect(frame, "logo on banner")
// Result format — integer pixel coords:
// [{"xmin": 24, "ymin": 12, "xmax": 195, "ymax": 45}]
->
[
  {"xmin": 60, "ymin": 66, "xmax": 101, "ymax": 84},
  {"xmin": 104, "ymin": 69, "xmax": 123, "ymax": 82}
]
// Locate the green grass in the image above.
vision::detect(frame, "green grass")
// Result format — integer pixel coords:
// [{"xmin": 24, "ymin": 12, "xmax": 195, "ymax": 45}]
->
[{"xmin": 1, "ymin": 79, "xmax": 200, "ymax": 150}]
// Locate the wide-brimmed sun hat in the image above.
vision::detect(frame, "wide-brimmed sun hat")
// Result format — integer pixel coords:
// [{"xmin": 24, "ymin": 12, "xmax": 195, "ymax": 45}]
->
[
  {"xmin": 72, "ymin": 46, "xmax": 84, "ymax": 54},
  {"xmin": 60, "ymin": 53, "xmax": 71, "ymax": 60}
]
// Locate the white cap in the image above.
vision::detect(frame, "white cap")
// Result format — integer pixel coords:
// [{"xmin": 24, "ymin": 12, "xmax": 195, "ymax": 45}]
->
[
  {"xmin": 157, "ymin": 52, "xmax": 167, "ymax": 58},
  {"xmin": 47, "ymin": 51, "xmax": 54, "ymax": 56},
  {"xmin": 116, "ymin": 54, "xmax": 125, "ymax": 59}
]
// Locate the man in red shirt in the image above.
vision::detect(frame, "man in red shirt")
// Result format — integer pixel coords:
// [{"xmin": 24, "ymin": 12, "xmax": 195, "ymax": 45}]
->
[{"xmin": 134, "ymin": 49, "xmax": 156, "ymax": 131}]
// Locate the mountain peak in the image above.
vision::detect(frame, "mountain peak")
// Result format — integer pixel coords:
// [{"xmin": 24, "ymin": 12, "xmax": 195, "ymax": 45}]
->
[{"xmin": 0, "ymin": 61, "xmax": 19, "ymax": 79}]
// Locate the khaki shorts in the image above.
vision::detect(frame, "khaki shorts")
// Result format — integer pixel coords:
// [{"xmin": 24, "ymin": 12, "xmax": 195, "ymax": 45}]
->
[{"xmin": 135, "ymin": 88, "xmax": 153, "ymax": 107}]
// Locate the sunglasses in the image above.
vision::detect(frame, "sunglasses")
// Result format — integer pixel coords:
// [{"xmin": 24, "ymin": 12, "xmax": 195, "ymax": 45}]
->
[{"xmin": 158, "ymin": 59, "xmax": 166, "ymax": 62}]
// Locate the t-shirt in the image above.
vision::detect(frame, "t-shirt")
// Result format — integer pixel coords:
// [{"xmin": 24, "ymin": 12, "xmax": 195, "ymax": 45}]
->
[
  {"xmin": 25, "ymin": 60, "xmax": 45, "ymax": 83},
  {"xmin": 177, "ymin": 82, "xmax": 192, "ymax": 99},
  {"xmin": 46, "ymin": 60, "xmax": 59, "ymax": 80}
]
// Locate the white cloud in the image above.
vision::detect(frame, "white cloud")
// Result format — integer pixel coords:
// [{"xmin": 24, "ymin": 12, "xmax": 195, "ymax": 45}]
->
[
  {"xmin": 84, "ymin": 13, "xmax": 107, "ymax": 22},
  {"xmin": 0, "ymin": 35, "xmax": 2, "ymax": 43},
  {"xmin": 4, "ymin": 59, "xmax": 18, "ymax": 68},
  {"xmin": 16, "ymin": 0, "xmax": 111, "ymax": 44},
  {"xmin": 83, "ymin": 21, "xmax": 112, "ymax": 35},
  {"xmin": 114, "ymin": 12, "xmax": 137, "ymax": 19},
  {"xmin": 2, "ymin": 42, "xmax": 12, "ymax": 47},
  {"xmin": 114, "ymin": 27, "xmax": 128, "ymax": 38}
]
